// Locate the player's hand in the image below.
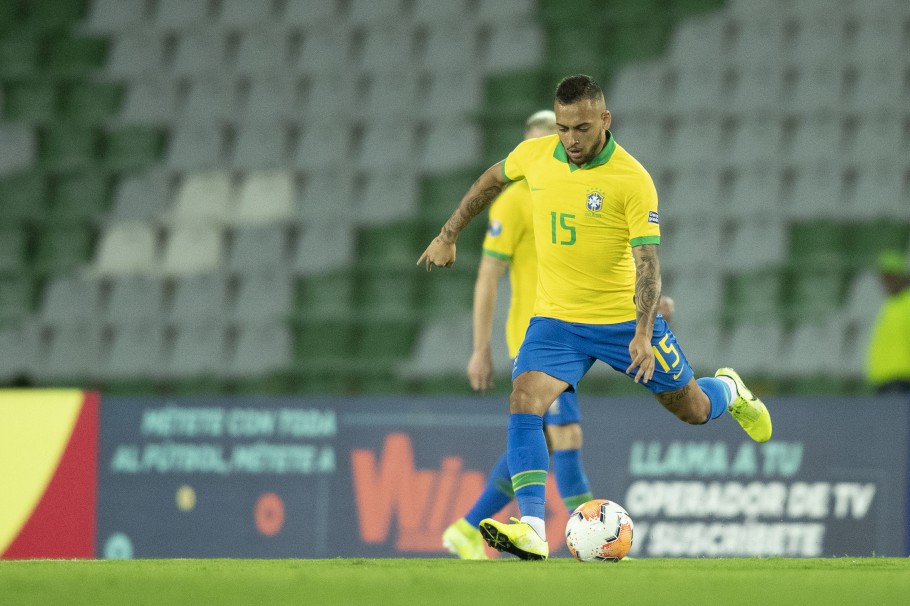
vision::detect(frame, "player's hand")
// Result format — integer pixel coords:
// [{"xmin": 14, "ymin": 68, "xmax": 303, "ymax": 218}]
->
[
  {"xmin": 626, "ymin": 334, "xmax": 655, "ymax": 384},
  {"xmin": 417, "ymin": 236, "xmax": 456, "ymax": 271},
  {"xmin": 467, "ymin": 348, "xmax": 495, "ymax": 393}
]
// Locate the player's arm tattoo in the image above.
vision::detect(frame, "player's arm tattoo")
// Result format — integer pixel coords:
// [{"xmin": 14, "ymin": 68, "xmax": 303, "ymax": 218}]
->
[
  {"xmin": 632, "ymin": 243, "xmax": 662, "ymax": 327},
  {"xmin": 440, "ymin": 180, "xmax": 505, "ymax": 243}
]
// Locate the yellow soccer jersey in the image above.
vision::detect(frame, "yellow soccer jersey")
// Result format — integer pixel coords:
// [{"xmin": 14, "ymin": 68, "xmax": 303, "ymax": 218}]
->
[
  {"xmin": 502, "ymin": 132, "xmax": 660, "ymax": 324},
  {"xmin": 482, "ymin": 180, "xmax": 537, "ymax": 358}
]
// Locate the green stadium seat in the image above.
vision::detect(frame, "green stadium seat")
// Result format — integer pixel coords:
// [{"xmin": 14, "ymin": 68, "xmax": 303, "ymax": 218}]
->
[
  {"xmin": 21, "ymin": 0, "xmax": 87, "ymax": 32},
  {"xmin": 295, "ymin": 319, "xmax": 355, "ymax": 365},
  {"xmin": 295, "ymin": 272, "xmax": 354, "ymax": 321},
  {"xmin": 0, "ymin": 228, "xmax": 28, "ymax": 273},
  {"xmin": 480, "ymin": 119, "xmax": 526, "ymax": 169},
  {"xmin": 32, "ymin": 224, "xmax": 94, "ymax": 275},
  {"xmin": 603, "ymin": 18, "xmax": 671, "ymax": 66},
  {"xmin": 788, "ymin": 222, "xmax": 849, "ymax": 269},
  {"xmin": 783, "ymin": 268, "xmax": 845, "ymax": 322},
  {"xmin": 724, "ymin": 269, "xmax": 783, "ymax": 325},
  {"xmin": 418, "ymin": 269, "xmax": 476, "ymax": 320},
  {"xmin": 356, "ymin": 223, "xmax": 423, "ymax": 270},
  {"xmin": 354, "ymin": 319, "xmax": 418, "ymax": 361},
  {"xmin": 420, "ymin": 170, "xmax": 478, "ymax": 224},
  {"xmin": 43, "ymin": 36, "xmax": 107, "ymax": 77},
  {"xmin": 0, "ymin": 0, "xmax": 22, "ymax": 34},
  {"xmin": 483, "ymin": 71, "xmax": 550, "ymax": 118},
  {"xmin": 843, "ymin": 221, "xmax": 910, "ymax": 271},
  {"xmin": 1, "ymin": 79, "xmax": 58, "ymax": 124},
  {"xmin": 545, "ymin": 26, "xmax": 609, "ymax": 81},
  {"xmin": 354, "ymin": 270, "xmax": 416, "ymax": 321},
  {"xmin": 0, "ymin": 172, "xmax": 49, "ymax": 225},
  {"xmin": 0, "ymin": 273, "xmax": 35, "ymax": 325},
  {"xmin": 60, "ymin": 81, "xmax": 123, "ymax": 125},
  {"xmin": 102, "ymin": 127, "xmax": 165, "ymax": 171},
  {"xmin": 39, "ymin": 126, "xmax": 100, "ymax": 172},
  {"xmin": 47, "ymin": 171, "xmax": 111, "ymax": 225},
  {"xmin": 0, "ymin": 35, "xmax": 40, "ymax": 78}
]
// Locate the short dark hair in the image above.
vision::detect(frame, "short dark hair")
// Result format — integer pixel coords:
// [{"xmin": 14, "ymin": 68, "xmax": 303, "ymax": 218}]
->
[{"xmin": 555, "ymin": 74, "xmax": 604, "ymax": 105}]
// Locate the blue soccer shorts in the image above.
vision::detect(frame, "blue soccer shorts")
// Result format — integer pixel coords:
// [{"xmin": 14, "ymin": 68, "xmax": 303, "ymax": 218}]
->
[{"xmin": 513, "ymin": 316, "xmax": 695, "ymax": 394}]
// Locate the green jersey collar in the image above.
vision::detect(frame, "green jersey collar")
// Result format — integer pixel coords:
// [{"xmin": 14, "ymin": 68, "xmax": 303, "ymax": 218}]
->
[{"xmin": 553, "ymin": 131, "xmax": 617, "ymax": 171}]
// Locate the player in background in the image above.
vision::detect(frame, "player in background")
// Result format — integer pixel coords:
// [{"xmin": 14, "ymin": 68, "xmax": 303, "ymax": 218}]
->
[
  {"xmin": 442, "ymin": 110, "xmax": 594, "ymax": 560},
  {"xmin": 419, "ymin": 75, "xmax": 771, "ymax": 560}
]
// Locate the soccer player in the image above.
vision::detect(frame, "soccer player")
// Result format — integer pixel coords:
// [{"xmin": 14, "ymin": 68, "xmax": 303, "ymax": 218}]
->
[
  {"xmin": 418, "ymin": 75, "xmax": 771, "ymax": 560},
  {"xmin": 442, "ymin": 110, "xmax": 594, "ymax": 560}
]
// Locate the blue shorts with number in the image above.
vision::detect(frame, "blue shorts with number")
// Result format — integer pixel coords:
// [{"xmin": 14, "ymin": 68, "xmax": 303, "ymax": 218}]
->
[{"xmin": 513, "ymin": 316, "xmax": 694, "ymax": 394}]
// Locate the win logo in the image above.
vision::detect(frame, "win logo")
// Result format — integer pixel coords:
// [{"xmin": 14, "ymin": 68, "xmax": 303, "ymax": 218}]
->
[{"xmin": 351, "ymin": 433, "xmax": 567, "ymax": 553}]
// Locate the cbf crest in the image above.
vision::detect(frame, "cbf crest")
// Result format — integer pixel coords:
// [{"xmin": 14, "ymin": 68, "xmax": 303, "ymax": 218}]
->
[{"xmin": 585, "ymin": 189, "xmax": 604, "ymax": 216}]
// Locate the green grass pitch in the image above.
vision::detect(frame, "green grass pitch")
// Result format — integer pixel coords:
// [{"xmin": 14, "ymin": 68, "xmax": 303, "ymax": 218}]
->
[{"xmin": 1, "ymin": 558, "xmax": 909, "ymax": 605}]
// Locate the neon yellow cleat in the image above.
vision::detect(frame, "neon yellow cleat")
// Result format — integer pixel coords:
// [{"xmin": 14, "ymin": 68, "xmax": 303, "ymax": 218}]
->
[
  {"xmin": 479, "ymin": 517, "xmax": 548, "ymax": 560},
  {"xmin": 716, "ymin": 367, "xmax": 772, "ymax": 442},
  {"xmin": 442, "ymin": 518, "xmax": 489, "ymax": 560}
]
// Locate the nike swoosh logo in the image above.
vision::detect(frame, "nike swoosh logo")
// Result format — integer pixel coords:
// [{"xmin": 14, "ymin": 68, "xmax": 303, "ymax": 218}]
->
[
  {"xmin": 673, "ymin": 369, "xmax": 683, "ymax": 380},
  {"xmin": 530, "ymin": 187, "xmax": 545, "ymax": 191}
]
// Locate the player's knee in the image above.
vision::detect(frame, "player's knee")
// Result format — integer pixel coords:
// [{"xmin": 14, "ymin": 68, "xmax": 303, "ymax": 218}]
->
[
  {"xmin": 674, "ymin": 406, "xmax": 710, "ymax": 425},
  {"xmin": 546, "ymin": 422, "xmax": 582, "ymax": 450},
  {"xmin": 509, "ymin": 387, "xmax": 548, "ymax": 415}
]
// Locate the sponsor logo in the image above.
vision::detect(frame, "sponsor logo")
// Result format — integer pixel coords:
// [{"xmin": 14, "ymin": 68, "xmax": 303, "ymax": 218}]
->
[{"xmin": 648, "ymin": 211, "xmax": 659, "ymax": 224}]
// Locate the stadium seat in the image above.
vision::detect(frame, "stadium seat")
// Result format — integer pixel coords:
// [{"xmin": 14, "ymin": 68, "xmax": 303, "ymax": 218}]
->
[
  {"xmin": 420, "ymin": 25, "xmax": 478, "ymax": 72},
  {"xmin": 420, "ymin": 121, "xmax": 482, "ymax": 174},
  {"xmin": 117, "ymin": 78, "xmax": 179, "ymax": 125},
  {"xmin": 296, "ymin": 170, "xmax": 356, "ymax": 223},
  {"xmin": 230, "ymin": 123, "xmax": 288, "ymax": 171},
  {"xmin": 356, "ymin": 222, "xmax": 422, "ymax": 270},
  {"xmin": 98, "ymin": 322, "xmax": 166, "ymax": 380},
  {"xmin": 295, "ymin": 29, "xmax": 351, "ymax": 76},
  {"xmin": 61, "ymin": 81, "xmax": 123, "ymax": 125},
  {"xmin": 170, "ymin": 172, "xmax": 233, "ymax": 225},
  {"xmin": 281, "ymin": 0, "xmax": 338, "ymax": 29},
  {"xmin": 167, "ymin": 273, "xmax": 230, "ymax": 324},
  {"xmin": 170, "ymin": 31, "xmax": 227, "ymax": 77},
  {"xmin": 842, "ymin": 163, "xmax": 904, "ymax": 219},
  {"xmin": 353, "ymin": 319, "xmax": 417, "ymax": 366},
  {"xmin": 724, "ymin": 270, "xmax": 783, "ymax": 324},
  {"xmin": 226, "ymin": 321, "xmax": 292, "ymax": 378},
  {"xmin": 783, "ymin": 268, "xmax": 845, "ymax": 321},
  {"xmin": 162, "ymin": 322, "xmax": 228, "ymax": 378},
  {"xmin": 419, "ymin": 170, "xmax": 478, "ymax": 224},
  {"xmin": 362, "ymin": 72, "xmax": 420, "ymax": 120},
  {"xmin": 0, "ymin": 123, "xmax": 38, "ymax": 174},
  {"xmin": 293, "ymin": 123, "xmax": 350, "ymax": 170},
  {"xmin": 39, "ymin": 275, "xmax": 103, "ymax": 327},
  {"xmin": 292, "ymin": 221, "xmax": 356, "ymax": 275},
  {"xmin": 177, "ymin": 79, "xmax": 237, "ymax": 126},
  {"xmin": 843, "ymin": 220, "xmax": 910, "ymax": 270},
  {"xmin": 166, "ymin": 125, "xmax": 226, "ymax": 171},
  {"xmin": 482, "ymin": 22, "xmax": 545, "ymax": 74},
  {"xmin": 237, "ymin": 77, "xmax": 298, "ymax": 124},
  {"xmin": 231, "ymin": 272, "xmax": 294, "ymax": 323},
  {"xmin": 417, "ymin": 270, "xmax": 475, "ymax": 320},
  {"xmin": 0, "ymin": 34, "xmax": 40, "ymax": 79},
  {"xmin": 785, "ymin": 163, "xmax": 842, "ymax": 219},
  {"xmin": 217, "ymin": 0, "xmax": 275, "ymax": 28},
  {"xmin": 348, "ymin": 0, "xmax": 405, "ymax": 26},
  {"xmin": 34, "ymin": 323, "xmax": 104, "ymax": 382},
  {"xmin": 295, "ymin": 272, "xmax": 355, "ymax": 321},
  {"xmin": 356, "ymin": 123, "xmax": 415, "ymax": 171},
  {"xmin": 93, "ymin": 221, "xmax": 159, "ymax": 276},
  {"xmin": 0, "ymin": 171, "xmax": 48, "ymax": 225},
  {"xmin": 105, "ymin": 32, "xmax": 164, "ymax": 78},
  {"xmin": 723, "ymin": 219, "xmax": 787, "ymax": 270},
  {"xmin": 0, "ymin": 273, "xmax": 35, "ymax": 326},
  {"xmin": 47, "ymin": 171, "xmax": 111, "ymax": 225},
  {"xmin": 43, "ymin": 36, "xmax": 107, "ymax": 78},
  {"xmin": 150, "ymin": 0, "xmax": 211, "ymax": 32},
  {"xmin": 233, "ymin": 30, "xmax": 290, "ymax": 77},
  {"xmin": 354, "ymin": 270, "xmax": 416, "ymax": 321},
  {"xmin": 227, "ymin": 225, "xmax": 291, "ymax": 274},
  {"xmin": 787, "ymin": 221, "xmax": 848, "ymax": 269},
  {"xmin": 106, "ymin": 276, "xmax": 166, "ymax": 325},
  {"xmin": 81, "ymin": 0, "xmax": 148, "ymax": 33},
  {"xmin": 421, "ymin": 70, "xmax": 483, "ymax": 120},
  {"xmin": 159, "ymin": 224, "xmax": 224, "ymax": 276},
  {"xmin": 0, "ymin": 228, "xmax": 27, "ymax": 273},
  {"xmin": 2, "ymin": 80, "xmax": 58, "ymax": 124},
  {"xmin": 722, "ymin": 322, "xmax": 785, "ymax": 376},
  {"xmin": 108, "ymin": 170, "xmax": 171, "ymax": 222},
  {"xmin": 33, "ymin": 225, "xmax": 94, "ymax": 276},
  {"xmin": 295, "ymin": 319, "xmax": 356, "ymax": 365},
  {"xmin": 0, "ymin": 323, "xmax": 37, "ymax": 381},
  {"xmin": 39, "ymin": 125, "xmax": 99, "ymax": 172},
  {"xmin": 103, "ymin": 126, "xmax": 165, "ymax": 172},
  {"xmin": 357, "ymin": 172, "xmax": 419, "ymax": 226}
]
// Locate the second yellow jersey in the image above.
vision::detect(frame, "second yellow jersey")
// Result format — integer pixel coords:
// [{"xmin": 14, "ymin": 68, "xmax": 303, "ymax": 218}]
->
[
  {"xmin": 482, "ymin": 180, "xmax": 537, "ymax": 358},
  {"xmin": 502, "ymin": 132, "xmax": 660, "ymax": 324}
]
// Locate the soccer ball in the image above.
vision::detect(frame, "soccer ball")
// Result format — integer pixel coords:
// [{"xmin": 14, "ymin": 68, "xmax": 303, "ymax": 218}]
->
[{"xmin": 565, "ymin": 499, "xmax": 634, "ymax": 562}]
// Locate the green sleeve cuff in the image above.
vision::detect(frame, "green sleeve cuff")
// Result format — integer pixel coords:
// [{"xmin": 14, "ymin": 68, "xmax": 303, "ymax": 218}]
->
[
  {"xmin": 630, "ymin": 235, "xmax": 660, "ymax": 247},
  {"xmin": 483, "ymin": 249, "xmax": 511, "ymax": 261},
  {"xmin": 501, "ymin": 160, "xmax": 518, "ymax": 182}
]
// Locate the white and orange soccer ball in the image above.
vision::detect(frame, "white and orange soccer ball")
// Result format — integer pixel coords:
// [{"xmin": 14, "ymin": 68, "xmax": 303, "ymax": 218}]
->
[{"xmin": 565, "ymin": 499, "xmax": 634, "ymax": 562}]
